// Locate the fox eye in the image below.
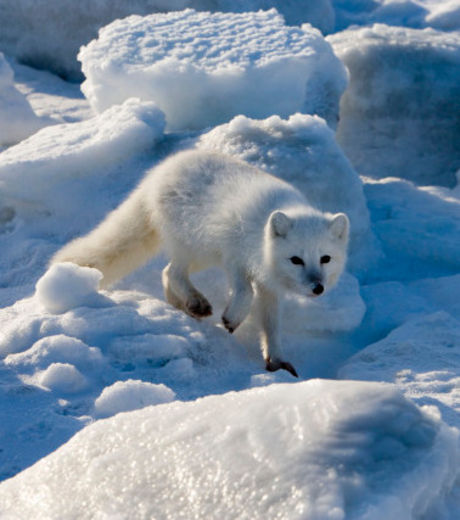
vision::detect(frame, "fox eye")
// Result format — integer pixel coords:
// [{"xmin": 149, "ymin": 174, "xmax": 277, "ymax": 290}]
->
[
  {"xmin": 290, "ymin": 256, "xmax": 304, "ymax": 266},
  {"xmin": 320, "ymin": 255, "xmax": 331, "ymax": 264}
]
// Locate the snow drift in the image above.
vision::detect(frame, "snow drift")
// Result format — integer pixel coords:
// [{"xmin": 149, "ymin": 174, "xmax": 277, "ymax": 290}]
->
[
  {"xmin": 0, "ymin": 52, "xmax": 43, "ymax": 146},
  {"xmin": 0, "ymin": 380, "xmax": 458, "ymax": 520},
  {"xmin": 328, "ymin": 24, "xmax": 460, "ymax": 187},
  {"xmin": 79, "ymin": 9, "xmax": 347, "ymax": 130},
  {"xmin": 0, "ymin": 98, "xmax": 165, "ymax": 225},
  {"xmin": 0, "ymin": 1, "xmax": 335, "ymax": 81}
]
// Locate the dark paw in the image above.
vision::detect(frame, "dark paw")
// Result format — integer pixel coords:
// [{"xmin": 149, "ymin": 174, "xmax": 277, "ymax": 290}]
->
[
  {"xmin": 186, "ymin": 297, "xmax": 213, "ymax": 318},
  {"xmin": 265, "ymin": 357, "xmax": 298, "ymax": 378},
  {"xmin": 222, "ymin": 315, "xmax": 240, "ymax": 333}
]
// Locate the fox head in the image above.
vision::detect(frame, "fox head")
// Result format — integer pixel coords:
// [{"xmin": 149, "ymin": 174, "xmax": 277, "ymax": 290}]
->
[{"xmin": 263, "ymin": 209, "xmax": 349, "ymax": 297}]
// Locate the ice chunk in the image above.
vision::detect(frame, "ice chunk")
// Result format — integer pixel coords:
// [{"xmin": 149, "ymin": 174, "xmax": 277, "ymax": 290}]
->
[
  {"xmin": 328, "ymin": 25, "xmax": 460, "ymax": 187},
  {"xmin": 79, "ymin": 10, "xmax": 347, "ymax": 130},
  {"xmin": 0, "ymin": 98, "xmax": 165, "ymax": 222},
  {"xmin": 0, "ymin": 1, "xmax": 335, "ymax": 81},
  {"xmin": 199, "ymin": 113, "xmax": 379, "ymax": 272},
  {"xmin": 0, "ymin": 52, "xmax": 43, "ymax": 146},
  {"xmin": 35, "ymin": 263, "xmax": 105, "ymax": 314},
  {"xmin": 0, "ymin": 380, "xmax": 458, "ymax": 519},
  {"xmin": 93, "ymin": 379, "xmax": 176, "ymax": 418}
]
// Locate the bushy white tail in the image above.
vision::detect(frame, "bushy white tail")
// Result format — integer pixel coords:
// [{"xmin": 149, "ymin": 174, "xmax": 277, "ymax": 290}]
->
[{"xmin": 51, "ymin": 190, "xmax": 160, "ymax": 288}]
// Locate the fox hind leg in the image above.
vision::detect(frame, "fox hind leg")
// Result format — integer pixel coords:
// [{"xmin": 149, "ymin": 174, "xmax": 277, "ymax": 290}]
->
[{"xmin": 162, "ymin": 262, "xmax": 212, "ymax": 319}]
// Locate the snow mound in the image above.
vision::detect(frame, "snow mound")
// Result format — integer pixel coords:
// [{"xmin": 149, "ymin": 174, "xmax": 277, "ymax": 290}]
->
[
  {"xmin": 328, "ymin": 25, "xmax": 460, "ymax": 187},
  {"xmin": 340, "ymin": 312, "xmax": 460, "ymax": 427},
  {"xmin": 35, "ymin": 263, "xmax": 105, "ymax": 314},
  {"xmin": 0, "ymin": 98, "xmax": 164, "ymax": 223},
  {"xmin": 333, "ymin": 0, "xmax": 460, "ymax": 32},
  {"xmin": 199, "ymin": 113, "xmax": 379, "ymax": 273},
  {"xmin": 363, "ymin": 177, "xmax": 460, "ymax": 279},
  {"xmin": 79, "ymin": 9, "xmax": 347, "ymax": 130},
  {"xmin": 0, "ymin": 1, "xmax": 335, "ymax": 81},
  {"xmin": 4, "ymin": 334, "xmax": 103, "ymax": 371},
  {"xmin": 37, "ymin": 363, "xmax": 88, "ymax": 394},
  {"xmin": 0, "ymin": 52, "xmax": 43, "ymax": 146},
  {"xmin": 0, "ymin": 380, "xmax": 458, "ymax": 519},
  {"xmin": 93, "ymin": 379, "xmax": 176, "ymax": 418}
]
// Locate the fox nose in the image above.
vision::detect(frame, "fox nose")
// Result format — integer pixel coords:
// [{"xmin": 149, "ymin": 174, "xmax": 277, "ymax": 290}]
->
[{"xmin": 312, "ymin": 282, "xmax": 324, "ymax": 295}]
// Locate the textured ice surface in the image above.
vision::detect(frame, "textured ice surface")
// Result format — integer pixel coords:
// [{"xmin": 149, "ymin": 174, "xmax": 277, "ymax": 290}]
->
[
  {"xmin": 340, "ymin": 312, "xmax": 460, "ymax": 427},
  {"xmin": 0, "ymin": 52, "xmax": 43, "ymax": 146},
  {"xmin": 0, "ymin": 98, "xmax": 164, "ymax": 224},
  {"xmin": 329, "ymin": 25, "xmax": 460, "ymax": 187},
  {"xmin": 79, "ymin": 9, "xmax": 347, "ymax": 130},
  {"xmin": 0, "ymin": 1, "xmax": 335, "ymax": 81},
  {"xmin": 0, "ymin": 380, "xmax": 458, "ymax": 520},
  {"xmin": 332, "ymin": 0, "xmax": 460, "ymax": 32},
  {"xmin": 199, "ymin": 113, "xmax": 380, "ymax": 273}
]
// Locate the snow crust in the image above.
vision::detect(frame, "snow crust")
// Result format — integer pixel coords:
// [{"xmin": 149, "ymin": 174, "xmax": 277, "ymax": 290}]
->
[
  {"xmin": 0, "ymin": 52, "xmax": 43, "ymax": 146},
  {"xmin": 79, "ymin": 9, "xmax": 347, "ymax": 130},
  {"xmin": 0, "ymin": 380, "xmax": 458, "ymax": 520},
  {"xmin": 332, "ymin": 0, "xmax": 460, "ymax": 32},
  {"xmin": 0, "ymin": 1, "xmax": 335, "ymax": 81},
  {"xmin": 199, "ymin": 113, "xmax": 379, "ymax": 273},
  {"xmin": 0, "ymin": 97, "xmax": 164, "ymax": 224},
  {"xmin": 340, "ymin": 312, "xmax": 460, "ymax": 427},
  {"xmin": 329, "ymin": 25, "xmax": 460, "ymax": 187},
  {"xmin": 93, "ymin": 379, "xmax": 176, "ymax": 418}
]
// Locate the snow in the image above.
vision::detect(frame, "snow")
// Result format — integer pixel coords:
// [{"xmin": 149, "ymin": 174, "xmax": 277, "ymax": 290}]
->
[
  {"xmin": 93, "ymin": 379, "xmax": 176, "ymax": 418},
  {"xmin": 198, "ymin": 113, "xmax": 380, "ymax": 274},
  {"xmin": 0, "ymin": 97, "xmax": 165, "ymax": 225},
  {"xmin": 79, "ymin": 9, "xmax": 347, "ymax": 130},
  {"xmin": 0, "ymin": 1, "xmax": 335, "ymax": 81},
  {"xmin": 0, "ymin": 1, "xmax": 460, "ymax": 517},
  {"xmin": 328, "ymin": 25, "xmax": 460, "ymax": 187},
  {"xmin": 35, "ymin": 263, "xmax": 105, "ymax": 314},
  {"xmin": 332, "ymin": 0, "xmax": 460, "ymax": 32},
  {"xmin": 340, "ymin": 312, "xmax": 460, "ymax": 427},
  {"xmin": 0, "ymin": 380, "xmax": 458, "ymax": 519},
  {"xmin": 0, "ymin": 52, "xmax": 43, "ymax": 146}
]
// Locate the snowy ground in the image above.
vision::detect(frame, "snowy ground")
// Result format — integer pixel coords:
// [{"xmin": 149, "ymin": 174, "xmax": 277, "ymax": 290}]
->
[{"xmin": 0, "ymin": 3, "xmax": 459, "ymax": 519}]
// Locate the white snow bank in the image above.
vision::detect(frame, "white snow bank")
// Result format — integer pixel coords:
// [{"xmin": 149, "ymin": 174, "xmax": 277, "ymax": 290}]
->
[
  {"xmin": 37, "ymin": 363, "xmax": 88, "ymax": 394},
  {"xmin": 35, "ymin": 263, "xmax": 105, "ymax": 314},
  {"xmin": 332, "ymin": 0, "xmax": 460, "ymax": 32},
  {"xmin": 0, "ymin": 98, "xmax": 164, "ymax": 224},
  {"xmin": 4, "ymin": 334, "xmax": 104, "ymax": 372},
  {"xmin": 340, "ymin": 312, "xmax": 460, "ymax": 428},
  {"xmin": 0, "ymin": 380, "xmax": 458, "ymax": 519},
  {"xmin": 363, "ymin": 177, "xmax": 460, "ymax": 279},
  {"xmin": 93, "ymin": 379, "xmax": 176, "ymax": 418},
  {"xmin": 199, "ymin": 113, "xmax": 379, "ymax": 273},
  {"xmin": 328, "ymin": 25, "xmax": 460, "ymax": 187},
  {"xmin": 0, "ymin": 1, "xmax": 335, "ymax": 82},
  {"xmin": 79, "ymin": 10, "xmax": 347, "ymax": 131},
  {"xmin": 0, "ymin": 52, "xmax": 43, "ymax": 146}
]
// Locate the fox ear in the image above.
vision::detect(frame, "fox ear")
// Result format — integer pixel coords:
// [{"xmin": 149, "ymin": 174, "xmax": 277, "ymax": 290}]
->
[
  {"xmin": 329, "ymin": 213, "xmax": 349, "ymax": 241},
  {"xmin": 269, "ymin": 211, "xmax": 292, "ymax": 238}
]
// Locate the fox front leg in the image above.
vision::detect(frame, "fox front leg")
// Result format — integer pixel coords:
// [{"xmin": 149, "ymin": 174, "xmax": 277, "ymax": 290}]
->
[
  {"xmin": 256, "ymin": 284, "xmax": 298, "ymax": 378},
  {"xmin": 222, "ymin": 267, "xmax": 253, "ymax": 333}
]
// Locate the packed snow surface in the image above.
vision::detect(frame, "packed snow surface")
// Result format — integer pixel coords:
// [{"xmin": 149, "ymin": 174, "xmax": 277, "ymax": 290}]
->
[
  {"xmin": 329, "ymin": 24, "xmax": 460, "ymax": 187},
  {"xmin": 0, "ymin": 380, "xmax": 458, "ymax": 520},
  {"xmin": 0, "ymin": 0, "xmax": 335, "ymax": 81},
  {"xmin": 0, "ymin": 52, "xmax": 43, "ymax": 146},
  {"xmin": 79, "ymin": 9, "xmax": 347, "ymax": 130}
]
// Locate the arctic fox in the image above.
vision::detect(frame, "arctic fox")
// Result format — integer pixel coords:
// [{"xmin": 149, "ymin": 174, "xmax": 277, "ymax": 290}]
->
[{"xmin": 52, "ymin": 150, "xmax": 349, "ymax": 376}]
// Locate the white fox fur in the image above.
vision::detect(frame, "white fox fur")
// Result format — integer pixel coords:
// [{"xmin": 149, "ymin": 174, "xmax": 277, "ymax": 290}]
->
[{"xmin": 52, "ymin": 150, "xmax": 349, "ymax": 376}]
